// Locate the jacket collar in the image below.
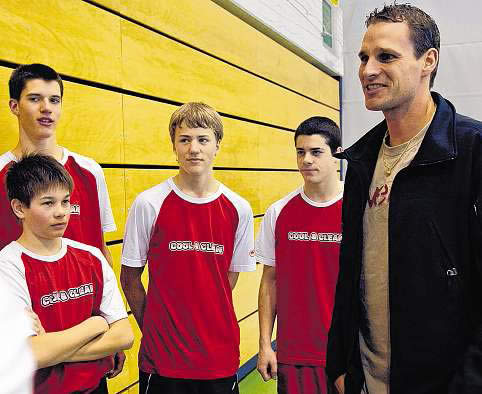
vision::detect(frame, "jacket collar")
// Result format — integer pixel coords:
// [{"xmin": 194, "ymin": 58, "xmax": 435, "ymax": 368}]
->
[{"xmin": 339, "ymin": 92, "xmax": 458, "ymax": 165}]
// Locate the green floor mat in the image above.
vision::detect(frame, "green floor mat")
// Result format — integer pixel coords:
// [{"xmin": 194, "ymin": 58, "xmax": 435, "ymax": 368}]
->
[{"xmin": 239, "ymin": 369, "xmax": 277, "ymax": 393}]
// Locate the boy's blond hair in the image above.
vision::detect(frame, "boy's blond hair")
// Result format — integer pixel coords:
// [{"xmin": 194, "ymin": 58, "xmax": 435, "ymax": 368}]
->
[{"xmin": 169, "ymin": 102, "xmax": 223, "ymax": 143}]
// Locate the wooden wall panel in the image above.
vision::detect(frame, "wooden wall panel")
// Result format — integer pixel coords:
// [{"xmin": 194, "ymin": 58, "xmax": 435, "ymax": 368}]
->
[
  {"xmin": 239, "ymin": 313, "xmax": 260, "ymax": 365},
  {"xmin": 104, "ymin": 169, "xmax": 125, "ymax": 242},
  {"xmin": 121, "ymin": 21, "xmax": 339, "ymax": 130},
  {"xmin": 96, "ymin": 0, "xmax": 339, "ymax": 109},
  {"xmin": 123, "ymin": 95, "xmax": 298, "ymax": 169},
  {"xmin": 0, "ymin": 0, "xmax": 122, "ymax": 86},
  {"xmin": 233, "ymin": 264, "xmax": 263, "ymax": 321}
]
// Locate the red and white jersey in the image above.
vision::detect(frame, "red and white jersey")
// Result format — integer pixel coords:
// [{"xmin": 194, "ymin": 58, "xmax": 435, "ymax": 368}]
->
[
  {"xmin": 0, "ymin": 148, "xmax": 116, "ymax": 251},
  {"xmin": 256, "ymin": 187, "xmax": 342, "ymax": 366},
  {"xmin": 122, "ymin": 177, "xmax": 256, "ymax": 379},
  {"xmin": 0, "ymin": 238, "xmax": 127, "ymax": 394}
]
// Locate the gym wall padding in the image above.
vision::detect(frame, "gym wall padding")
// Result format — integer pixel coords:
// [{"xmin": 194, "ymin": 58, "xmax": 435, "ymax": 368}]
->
[{"xmin": 0, "ymin": 1, "xmax": 339, "ymax": 392}]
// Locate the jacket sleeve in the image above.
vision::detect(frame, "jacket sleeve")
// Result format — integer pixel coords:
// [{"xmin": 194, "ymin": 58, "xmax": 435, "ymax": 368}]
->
[
  {"xmin": 449, "ymin": 128, "xmax": 482, "ymax": 393},
  {"xmin": 326, "ymin": 165, "xmax": 356, "ymax": 383}
]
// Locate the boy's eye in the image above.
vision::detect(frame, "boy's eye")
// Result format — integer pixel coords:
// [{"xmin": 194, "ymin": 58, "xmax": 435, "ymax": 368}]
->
[
  {"xmin": 42, "ymin": 201, "xmax": 53, "ymax": 206},
  {"xmin": 199, "ymin": 138, "xmax": 209, "ymax": 144},
  {"xmin": 50, "ymin": 97, "xmax": 61, "ymax": 104},
  {"xmin": 312, "ymin": 150, "xmax": 322, "ymax": 156},
  {"xmin": 379, "ymin": 53, "xmax": 395, "ymax": 62}
]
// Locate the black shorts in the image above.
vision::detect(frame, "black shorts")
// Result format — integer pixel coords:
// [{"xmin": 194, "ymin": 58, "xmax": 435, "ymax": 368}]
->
[{"xmin": 139, "ymin": 370, "xmax": 239, "ymax": 394}]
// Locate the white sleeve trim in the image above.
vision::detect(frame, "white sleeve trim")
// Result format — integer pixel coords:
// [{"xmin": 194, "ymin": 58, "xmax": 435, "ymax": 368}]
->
[
  {"xmin": 222, "ymin": 186, "xmax": 256, "ymax": 272},
  {"xmin": 255, "ymin": 188, "xmax": 302, "ymax": 267},
  {"xmin": 122, "ymin": 182, "xmax": 171, "ymax": 267},
  {"xmin": 66, "ymin": 149, "xmax": 117, "ymax": 233},
  {"xmin": 64, "ymin": 239, "xmax": 127, "ymax": 324}
]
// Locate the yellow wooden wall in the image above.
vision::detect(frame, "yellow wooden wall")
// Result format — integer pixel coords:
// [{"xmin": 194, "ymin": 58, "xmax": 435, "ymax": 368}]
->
[{"xmin": 0, "ymin": 1, "xmax": 339, "ymax": 392}]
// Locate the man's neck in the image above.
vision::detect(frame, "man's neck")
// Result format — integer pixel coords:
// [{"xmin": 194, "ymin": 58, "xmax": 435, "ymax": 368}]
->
[
  {"xmin": 384, "ymin": 92, "xmax": 436, "ymax": 147},
  {"xmin": 17, "ymin": 232, "xmax": 63, "ymax": 256},
  {"xmin": 173, "ymin": 170, "xmax": 219, "ymax": 198},
  {"xmin": 11, "ymin": 133, "xmax": 63, "ymax": 161},
  {"xmin": 303, "ymin": 173, "xmax": 343, "ymax": 203}
]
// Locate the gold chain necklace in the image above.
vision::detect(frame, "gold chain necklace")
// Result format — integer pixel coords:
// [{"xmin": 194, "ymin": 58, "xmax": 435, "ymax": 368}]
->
[{"xmin": 382, "ymin": 130, "xmax": 416, "ymax": 176}]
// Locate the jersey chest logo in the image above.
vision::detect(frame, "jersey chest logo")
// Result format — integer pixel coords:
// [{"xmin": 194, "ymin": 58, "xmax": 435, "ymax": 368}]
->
[
  {"xmin": 168, "ymin": 240, "xmax": 224, "ymax": 255},
  {"xmin": 70, "ymin": 204, "xmax": 81, "ymax": 215},
  {"xmin": 288, "ymin": 231, "xmax": 342, "ymax": 243},
  {"xmin": 40, "ymin": 283, "xmax": 94, "ymax": 307}
]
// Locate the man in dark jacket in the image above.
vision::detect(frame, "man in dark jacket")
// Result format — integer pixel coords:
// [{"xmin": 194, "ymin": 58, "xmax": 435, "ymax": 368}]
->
[{"xmin": 327, "ymin": 4, "xmax": 482, "ymax": 394}]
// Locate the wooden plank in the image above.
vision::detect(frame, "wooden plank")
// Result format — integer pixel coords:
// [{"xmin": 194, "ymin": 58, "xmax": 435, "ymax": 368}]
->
[
  {"xmin": 0, "ymin": 0, "xmax": 122, "ymax": 86},
  {"xmin": 239, "ymin": 312, "xmax": 260, "ymax": 365},
  {"xmin": 124, "ymin": 169, "xmax": 302, "ymax": 217},
  {"xmin": 95, "ymin": 0, "xmax": 339, "ymax": 108},
  {"xmin": 121, "ymin": 21, "xmax": 339, "ymax": 130},
  {"xmin": 104, "ymin": 169, "xmax": 125, "ymax": 243},
  {"xmin": 233, "ymin": 263, "xmax": 263, "ymax": 321},
  {"xmin": 0, "ymin": 66, "xmax": 124, "ymax": 164},
  {"xmin": 123, "ymin": 95, "xmax": 298, "ymax": 169}
]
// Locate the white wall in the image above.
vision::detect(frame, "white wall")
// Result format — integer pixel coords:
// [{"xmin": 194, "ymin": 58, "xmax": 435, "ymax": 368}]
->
[
  {"xmin": 341, "ymin": 0, "xmax": 482, "ymax": 147},
  {"xmin": 223, "ymin": 0, "xmax": 343, "ymax": 76}
]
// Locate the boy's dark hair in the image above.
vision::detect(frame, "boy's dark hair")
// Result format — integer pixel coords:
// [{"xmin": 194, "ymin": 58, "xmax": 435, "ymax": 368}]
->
[
  {"xmin": 366, "ymin": 3, "xmax": 440, "ymax": 88},
  {"xmin": 6, "ymin": 154, "xmax": 73, "ymax": 207},
  {"xmin": 294, "ymin": 117, "xmax": 341, "ymax": 154},
  {"xmin": 9, "ymin": 63, "xmax": 64, "ymax": 100}
]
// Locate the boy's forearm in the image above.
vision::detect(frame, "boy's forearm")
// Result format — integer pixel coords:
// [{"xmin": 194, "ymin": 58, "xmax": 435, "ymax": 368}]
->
[
  {"xmin": 258, "ymin": 270, "xmax": 277, "ymax": 349},
  {"xmin": 66, "ymin": 318, "xmax": 134, "ymax": 362},
  {"xmin": 121, "ymin": 274, "xmax": 147, "ymax": 331},
  {"xmin": 30, "ymin": 316, "xmax": 108, "ymax": 369}
]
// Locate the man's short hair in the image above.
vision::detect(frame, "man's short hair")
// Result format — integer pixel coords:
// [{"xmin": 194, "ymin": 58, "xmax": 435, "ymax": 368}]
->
[
  {"xmin": 6, "ymin": 154, "xmax": 73, "ymax": 207},
  {"xmin": 169, "ymin": 102, "xmax": 224, "ymax": 143},
  {"xmin": 294, "ymin": 117, "xmax": 341, "ymax": 154},
  {"xmin": 366, "ymin": 3, "xmax": 440, "ymax": 88},
  {"xmin": 9, "ymin": 63, "xmax": 64, "ymax": 100}
]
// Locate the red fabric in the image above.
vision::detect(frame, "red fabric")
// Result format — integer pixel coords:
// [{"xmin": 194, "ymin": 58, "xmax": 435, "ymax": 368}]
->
[
  {"xmin": 139, "ymin": 192, "xmax": 240, "ymax": 379},
  {"xmin": 278, "ymin": 363, "xmax": 328, "ymax": 394},
  {"xmin": 0, "ymin": 156, "xmax": 103, "ymax": 251},
  {"xmin": 23, "ymin": 246, "xmax": 112, "ymax": 394},
  {"xmin": 275, "ymin": 195, "xmax": 342, "ymax": 366}
]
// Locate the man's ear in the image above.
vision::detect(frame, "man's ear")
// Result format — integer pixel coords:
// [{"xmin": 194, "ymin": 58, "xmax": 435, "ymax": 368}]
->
[
  {"xmin": 335, "ymin": 146, "xmax": 343, "ymax": 154},
  {"xmin": 422, "ymin": 48, "xmax": 438, "ymax": 78},
  {"xmin": 9, "ymin": 99, "xmax": 19, "ymax": 116},
  {"xmin": 10, "ymin": 199, "xmax": 26, "ymax": 220}
]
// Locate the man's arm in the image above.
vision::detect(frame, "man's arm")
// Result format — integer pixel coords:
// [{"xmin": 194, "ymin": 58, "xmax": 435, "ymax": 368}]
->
[
  {"xmin": 120, "ymin": 265, "xmax": 147, "ymax": 330},
  {"xmin": 30, "ymin": 316, "xmax": 108, "ymax": 369},
  {"xmin": 100, "ymin": 234, "xmax": 113, "ymax": 267},
  {"xmin": 228, "ymin": 271, "xmax": 239, "ymax": 290},
  {"xmin": 257, "ymin": 264, "xmax": 278, "ymax": 381},
  {"xmin": 65, "ymin": 318, "xmax": 133, "ymax": 362}
]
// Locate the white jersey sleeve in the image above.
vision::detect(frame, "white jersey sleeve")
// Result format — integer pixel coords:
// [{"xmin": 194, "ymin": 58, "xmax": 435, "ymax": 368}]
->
[
  {"xmin": 66, "ymin": 149, "xmax": 116, "ymax": 233},
  {"xmin": 255, "ymin": 188, "xmax": 302, "ymax": 267},
  {"xmin": 0, "ymin": 243, "xmax": 35, "ymax": 336},
  {"xmin": 64, "ymin": 239, "xmax": 128, "ymax": 324},
  {"xmin": 255, "ymin": 204, "xmax": 277, "ymax": 266},
  {"xmin": 121, "ymin": 182, "xmax": 170, "ymax": 267},
  {"xmin": 222, "ymin": 187, "xmax": 256, "ymax": 272},
  {"xmin": 0, "ymin": 276, "xmax": 35, "ymax": 394}
]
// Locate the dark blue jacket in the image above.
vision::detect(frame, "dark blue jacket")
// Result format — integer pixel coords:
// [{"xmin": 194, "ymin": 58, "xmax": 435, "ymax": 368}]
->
[{"xmin": 327, "ymin": 92, "xmax": 482, "ymax": 394}]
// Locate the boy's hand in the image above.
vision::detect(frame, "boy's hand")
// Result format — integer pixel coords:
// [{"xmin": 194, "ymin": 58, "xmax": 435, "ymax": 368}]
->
[
  {"xmin": 257, "ymin": 346, "xmax": 278, "ymax": 381},
  {"xmin": 25, "ymin": 308, "xmax": 45, "ymax": 335},
  {"xmin": 107, "ymin": 351, "xmax": 126, "ymax": 378}
]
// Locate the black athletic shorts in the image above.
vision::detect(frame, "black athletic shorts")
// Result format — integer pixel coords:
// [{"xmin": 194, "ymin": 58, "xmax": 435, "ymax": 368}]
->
[{"xmin": 139, "ymin": 370, "xmax": 239, "ymax": 394}]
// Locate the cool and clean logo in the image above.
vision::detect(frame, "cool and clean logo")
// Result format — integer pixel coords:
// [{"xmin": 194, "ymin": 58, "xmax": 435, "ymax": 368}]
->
[
  {"xmin": 168, "ymin": 241, "xmax": 224, "ymax": 255},
  {"xmin": 288, "ymin": 231, "xmax": 342, "ymax": 243},
  {"xmin": 40, "ymin": 283, "xmax": 93, "ymax": 307},
  {"xmin": 70, "ymin": 204, "xmax": 80, "ymax": 215}
]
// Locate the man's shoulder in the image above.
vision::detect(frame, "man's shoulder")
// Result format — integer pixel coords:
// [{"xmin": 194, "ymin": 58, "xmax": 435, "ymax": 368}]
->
[{"xmin": 455, "ymin": 113, "xmax": 482, "ymax": 135}]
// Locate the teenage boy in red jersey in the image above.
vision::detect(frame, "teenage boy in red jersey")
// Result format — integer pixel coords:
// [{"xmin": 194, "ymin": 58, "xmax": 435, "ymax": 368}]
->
[
  {"xmin": 0, "ymin": 63, "xmax": 126, "ymax": 378},
  {"xmin": 120, "ymin": 102, "xmax": 256, "ymax": 394},
  {"xmin": 0, "ymin": 63, "xmax": 116, "ymax": 263},
  {"xmin": 0, "ymin": 154, "xmax": 133, "ymax": 394},
  {"xmin": 256, "ymin": 117, "xmax": 343, "ymax": 394}
]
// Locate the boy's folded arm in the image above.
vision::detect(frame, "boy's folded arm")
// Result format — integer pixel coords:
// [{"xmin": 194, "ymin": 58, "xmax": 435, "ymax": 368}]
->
[
  {"xmin": 29, "ymin": 316, "xmax": 109, "ymax": 369},
  {"xmin": 65, "ymin": 318, "xmax": 134, "ymax": 362}
]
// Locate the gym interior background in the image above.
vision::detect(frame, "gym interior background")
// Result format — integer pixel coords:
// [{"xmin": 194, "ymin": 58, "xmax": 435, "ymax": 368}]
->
[{"xmin": 0, "ymin": 0, "xmax": 341, "ymax": 392}]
